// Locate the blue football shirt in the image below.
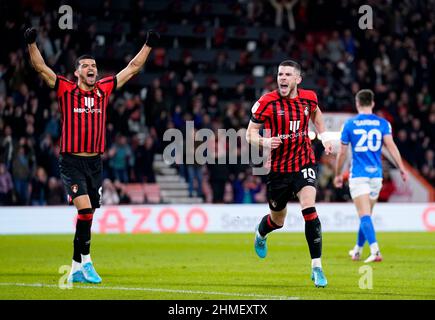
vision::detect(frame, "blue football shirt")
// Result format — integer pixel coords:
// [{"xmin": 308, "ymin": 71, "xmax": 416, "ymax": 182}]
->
[{"xmin": 340, "ymin": 114, "xmax": 392, "ymax": 178}]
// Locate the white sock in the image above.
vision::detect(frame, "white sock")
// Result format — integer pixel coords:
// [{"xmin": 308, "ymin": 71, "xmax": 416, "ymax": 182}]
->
[
  {"xmin": 71, "ymin": 260, "xmax": 81, "ymax": 273},
  {"xmin": 311, "ymin": 258, "xmax": 322, "ymax": 268},
  {"xmin": 354, "ymin": 244, "xmax": 363, "ymax": 253},
  {"xmin": 369, "ymin": 242, "xmax": 379, "ymax": 255},
  {"xmin": 81, "ymin": 254, "xmax": 92, "ymax": 264}
]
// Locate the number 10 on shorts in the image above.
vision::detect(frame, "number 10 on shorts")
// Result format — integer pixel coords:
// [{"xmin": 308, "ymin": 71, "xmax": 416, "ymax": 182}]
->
[{"xmin": 302, "ymin": 168, "xmax": 316, "ymax": 179}]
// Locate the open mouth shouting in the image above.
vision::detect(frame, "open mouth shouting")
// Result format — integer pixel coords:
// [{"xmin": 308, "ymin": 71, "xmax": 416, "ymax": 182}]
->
[
  {"xmin": 279, "ymin": 83, "xmax": 290, "ymax": 95},
  {"xmin": 86, "ymin": 71, "xmax": 96, "ymax": 83}
]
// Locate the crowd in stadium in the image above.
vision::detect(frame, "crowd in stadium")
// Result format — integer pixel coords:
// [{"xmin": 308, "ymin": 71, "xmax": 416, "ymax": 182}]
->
[{"xmin": 0, "ymin": 0, "xmax": 433, "ymax": 206}]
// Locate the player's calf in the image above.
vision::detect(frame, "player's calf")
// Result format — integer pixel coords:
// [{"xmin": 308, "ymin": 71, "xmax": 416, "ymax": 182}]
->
[{"xmin": 254, "ymin": 214, "xmax": 283, "ymax": 258}]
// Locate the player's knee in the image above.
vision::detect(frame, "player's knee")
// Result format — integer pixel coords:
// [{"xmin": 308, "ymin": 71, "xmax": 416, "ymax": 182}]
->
[
  {"xmin": 300, "ymin": 199, "xmax": 316, "ymax": 210},
  {"xmin": 78, "ymin": 208, "xmax": 93, "ymax": 220},
  {"xmin": 298, "ymin": 188, "xmax": 316, "ymax": 209}
]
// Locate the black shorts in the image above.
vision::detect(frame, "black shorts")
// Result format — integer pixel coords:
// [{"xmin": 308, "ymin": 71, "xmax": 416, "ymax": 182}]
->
[
  {"xmin": 266, "ymin": 164, "xmax": 318, "ymax": 212},
  {"xmin": 59, "ymin": 153, "xmax": 103, "ymax": 208}
]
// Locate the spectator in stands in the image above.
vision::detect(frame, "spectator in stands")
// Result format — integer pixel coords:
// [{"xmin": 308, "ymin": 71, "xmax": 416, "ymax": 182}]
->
[
  {"xmin": 44, "ymin": 102, "xmax": 61, "ymax": 140},
  {"xmin": 46, "ymin": 177, "xmax": 65, "ymax": 205},
  {"xmin": 207, "ymin": 137, "xmax": 229, "ymax": 203},
  {"xmin": 269, "ymin": 0, "xmax": 300, "ymax": 31},
  {"xmin": 421, "ymin": 149, "xmax": 434, "ymax": 184},
  {"xmin": 233, "ymin": 172, "xmax": 262, "ymax": 203},
  {"xmin": 327, "ymin": 31, "xmax": 344, "ymax": 63},
  {"xmin": 0, "ymin": 162, "xmax": 14, "ymax": 205},
  {"xmin": 133, "ymin": 135, "xmax": 157, "ymax": 183},
  {"xmin": 108, "ymin": 134, "xmax": 133, "ymax": 183},
  {"xmin": 11, "ymin": 141, "xmax": 34, "ymax": 205},
  {"xmin": 184, "ymin": 128, "xmax": 204, "ymax": 198},
  {"xmin": 214, "ymin": 51, "xmax": 232, "ymax": 74},
  {"xmin": 29, "ymin": 166, "xmax": 48, "ymax": 206},
  {"xmin": 113, "ymin": 180, "xmax": 132, "ymax": 204},
  {"xmin": 101, "ymin": 179, "xmax": 120, "ymax": 205},
  {"xmin": 0, "ymin": 125, "xmax": 14, "ymax": 170},
  {"xmin": 378, "ymin": 169, "xmax": 397, "ymax": 202},
  {"xmin": 318, "ymin": 154, "xmax": 335, "ymax": 202},
  {"xmin": 342, "ymin": 29, "xmax": 357, "ymax": 58},
  {"xmin": 246, "ymin": 0, "xmax": 265, "ymax": 26},
  {"xmin": 205, "ymin": 94, "xmax": 220, "ymax": 119}
]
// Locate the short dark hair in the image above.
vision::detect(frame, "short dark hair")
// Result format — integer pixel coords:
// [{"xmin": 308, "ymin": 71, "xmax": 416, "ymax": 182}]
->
[
  {"xmin": 279, "ymin": 60, "xmax": 302, "ymax": 74},
  {"xmin": 356, "ymin": 89, "xmax": 374, "ymax": 106},
  {"xmin": 75, "ymin": 55, "xmax": 96, "ymax": 70}
]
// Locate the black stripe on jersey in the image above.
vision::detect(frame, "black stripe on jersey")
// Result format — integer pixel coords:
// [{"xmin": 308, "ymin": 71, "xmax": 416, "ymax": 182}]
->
[
  {"xmin": 76, "ymin": 91, "xmax": 82, "ymax": 153},
  {"xmin": 303, "ymin": 101, "xmax": 316, "ymax": 168},
  {"xmin": 70, "ymin": 87, "xmax": 77, "ymax": 153},
  {"xmin": 295, "ymin": 99, "xmax": 305, "ymax": 171},
  {"xmin": 254, "ymin": 99, "xmax": 281, "ymax": 123},
  {"xmin": 97, "ymin": 89, "xmax": 106, "ymax": 153},
  {"xmin": 54, "ymin": 76, "xmax": 59, "ymax": 91},
  {"xmin": 60, "ymin": 91, "xmax": 66, "ymax": 151},
  {"xmin": 84, "ymin": 94, "xmax": 90, "ymax": 152},
  {"xmin": 291, "ymin": 99, "xmax": 301, "ymax": 172},
  {"xmin": 286, "ymin": 99, "xmax": 293, "ymax": 172},
  {"xmin": 271, "ymin": 101, "xmax": 279, "ymax": 172},
  {"xmin": 95, "ymin": 92, "xmax": 101, "ymax": 153},
  {"xmin": 113, "ymin": 76, "xmax": 117, "ymax": 90},
  {"xmin": 282, "ymin": 99, "xmax": 291, "ymax": 172},
  {"xmin": 299, "ymin": 97, "xmax": 318, "ymax": 106},
  {"xmin": 277, "ymin": 100, "xmax": 286, "ymax": 172},
  {"xmin": 97, "ymin": 90, "xmax": 104, "ymax": 152},
  {"xmin": 90, "ymin": 94, "xmax": 97, "ymax": 152}
]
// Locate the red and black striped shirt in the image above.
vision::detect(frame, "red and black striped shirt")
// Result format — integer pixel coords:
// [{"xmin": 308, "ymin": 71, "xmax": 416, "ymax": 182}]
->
[
  {"xmin": 251, "ymin": 88, "xmax": 318, "ymax": 173},
  {"xmin": 55, "ymin": 75, "xmax": 117, "ymax": 154}
]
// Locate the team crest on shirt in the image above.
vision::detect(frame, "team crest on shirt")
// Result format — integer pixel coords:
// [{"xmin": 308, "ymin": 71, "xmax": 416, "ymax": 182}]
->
[
  {"xmin": 71, "ymin": 184, "xmax": 79, "ymax": 194},
  {"xmin": 84, "ymin": 97, "xmax": 95, "ymax": 108},
  {"xmin": 304, "ymin": 106, "xmax": 309, "ymax": 116},
  {"xmin": 289, "ymin": 120, "xmax": 300, "ymax": 132}
]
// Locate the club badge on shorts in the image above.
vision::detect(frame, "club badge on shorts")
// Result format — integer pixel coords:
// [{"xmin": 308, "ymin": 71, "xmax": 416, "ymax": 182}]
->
[
  {"xmin": 270, "ymin": 200, "xmax": 277, "ymax": 208},
  {"xmin": 71, "ymin": 184, "xmax": 79, "ymax": 194}
]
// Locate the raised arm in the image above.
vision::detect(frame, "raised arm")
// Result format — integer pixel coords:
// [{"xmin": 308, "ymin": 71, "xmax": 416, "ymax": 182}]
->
[
  {"xmin": 311, "ymin": 106, "xmax": 333, "ymax": 155},
  {"xmin": 25, "ymin": 28, "xmax": 56, "ymax": 88},
  {"xmin": 383, "ymin": 134, "xmax": 408, "ymax": 182},
  {"xmin": 116, "ymin": 30, "xmax": 160, "ymax": 89}
]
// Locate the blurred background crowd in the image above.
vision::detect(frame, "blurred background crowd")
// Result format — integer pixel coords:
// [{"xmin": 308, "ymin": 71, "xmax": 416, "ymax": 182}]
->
[{"xmin": 0, "ymin": 0, "xmax": 434, "ymax": 206}]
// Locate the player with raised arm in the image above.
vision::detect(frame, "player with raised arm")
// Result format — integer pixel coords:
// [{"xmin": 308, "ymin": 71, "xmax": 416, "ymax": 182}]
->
[
  {"xmin": 334, "ymin": 89, "xmax": 408, "ymax": 263},
  {"xmin": 24, "ymin": 27, "xmax": 160, "ymax": 283},
  {"xmin": 246, "ymin": 60, "xmax": 333, "ymax": 288}
]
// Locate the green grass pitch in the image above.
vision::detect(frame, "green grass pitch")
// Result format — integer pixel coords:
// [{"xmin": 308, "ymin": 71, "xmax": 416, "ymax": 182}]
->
[{"xmin": 0, "ymin": 232, "xmax": 434, "ymax": 300}]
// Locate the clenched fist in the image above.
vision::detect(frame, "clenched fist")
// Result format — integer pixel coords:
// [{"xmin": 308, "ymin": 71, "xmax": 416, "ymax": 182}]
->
[
  {"xmin": 24, "ymin": 27, "xmax": 37, "ymax": 44},
  {"xmin": 145, "ymin": 30, "xmax": 161, "ymax": 48},
  {"xmin": 263, "ymin": 137, "xmax": 282, "ymax": 149}
]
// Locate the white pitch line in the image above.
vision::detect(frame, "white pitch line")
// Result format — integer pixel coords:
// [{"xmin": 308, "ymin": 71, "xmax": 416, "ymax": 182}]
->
[{"xmin": 0, "ymin": 282, "xmax": 299, "ymax": 300}]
